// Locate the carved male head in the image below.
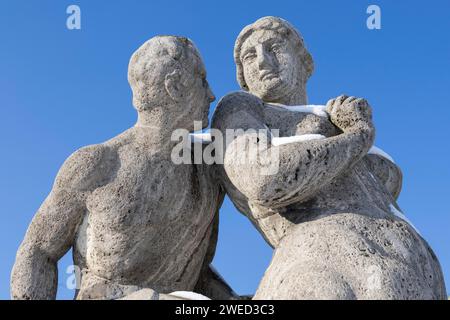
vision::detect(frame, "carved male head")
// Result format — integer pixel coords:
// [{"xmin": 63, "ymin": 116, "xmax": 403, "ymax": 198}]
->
[
  {"xmin": 128, "ymin": 36, "xmax": 215, "ymax": 129},
  {"xmin": 235, "ymin": 17, "xmax": 314, "ymax": 104}
]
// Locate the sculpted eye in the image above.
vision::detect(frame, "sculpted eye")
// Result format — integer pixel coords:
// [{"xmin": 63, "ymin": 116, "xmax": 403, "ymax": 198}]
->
[
  {"xmin": 243, "ymin": 52, "xmax": 256, "ymax": 62},
  {"xmin": 271, "ymin": 43, "xmax": 282, "ymax": 52}
]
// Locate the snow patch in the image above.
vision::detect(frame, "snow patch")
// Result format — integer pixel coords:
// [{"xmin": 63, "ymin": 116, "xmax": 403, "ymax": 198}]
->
[
  {"xmin": 268, "ymin": 104, "xmax": 396, "ymax": 164},
  {"xmin": 190, "ymin": 103, "xmax": 395, "ymax": 164},
  {"xmin": 389, "ymin": 204, "xmax": 421, "ymax": 235},
  {"xmin": 270, "ymin": 104, "xmax": 329, "ymax": 118},
  {"xmin": 368, "ymin": 146, "xmax": 395, "ymax": 164},
  {"xmin": 189, "ymin": 132, "xmax": 212, "ymax": 144},
  {"xmin": 168, "ymin": 291, "xmax": 211, "ymax": 300},
  {"xmin": 272, "ymin": 134, "xmax": 326, "ymax": 146}
]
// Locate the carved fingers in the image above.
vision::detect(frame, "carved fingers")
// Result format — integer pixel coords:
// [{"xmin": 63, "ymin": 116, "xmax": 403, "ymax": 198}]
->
[{"xmin": 326, "ymin": 95, "xmax": 374, "ymax": 133}]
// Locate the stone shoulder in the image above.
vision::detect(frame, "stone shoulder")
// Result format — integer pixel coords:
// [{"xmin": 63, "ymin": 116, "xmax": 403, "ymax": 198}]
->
[
  {"xmin": 54, "ymin": 143, "xmax": 117, "ymax": 193},
  {"xmin": 211, "ymin": 91, "xmax": 266, "ymax": 131}
]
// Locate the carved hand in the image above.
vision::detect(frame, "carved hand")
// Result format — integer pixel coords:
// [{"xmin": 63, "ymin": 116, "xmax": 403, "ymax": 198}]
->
[{"xmin": 327, "ymin": 95, "xmax": 374, "ymax": 131}]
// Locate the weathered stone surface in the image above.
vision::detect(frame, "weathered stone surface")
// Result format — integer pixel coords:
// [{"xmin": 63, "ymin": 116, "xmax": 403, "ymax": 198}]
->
[
  {"xmin": 256, "ymin": 213, "xmax": 445, "ymax": 299},
  {"xmin": 212, "ymin": 16, "xmax": 446, "ymax": 299},
  {"xmin": 11, "ymin": 36, "xmax": 234, "ymax": 300}
]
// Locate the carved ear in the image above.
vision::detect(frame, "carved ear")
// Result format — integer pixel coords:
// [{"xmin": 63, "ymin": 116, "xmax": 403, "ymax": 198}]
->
[{"xmin": 165, "ymin": 70, "xmax": 184, "ymax": 101}]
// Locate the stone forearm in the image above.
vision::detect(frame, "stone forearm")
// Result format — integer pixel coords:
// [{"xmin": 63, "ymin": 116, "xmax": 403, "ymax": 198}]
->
[
  {"xmin": 194, "ymin": 265, "xmax": 239, "ymax": 300},
  {"xmin": 10, "ymin": 189, "xmax": 85, "ymax": 300},
  {"xmin": 225, "ymin": 128, "xmax": 373, "ymax": 207},
  {"xmin": 365, "ymin": 153, "xmax": 403, "ymax": 199},
  {"xmin": 11, "ymin": 245, "xmax": 58, "ymax": 300}
]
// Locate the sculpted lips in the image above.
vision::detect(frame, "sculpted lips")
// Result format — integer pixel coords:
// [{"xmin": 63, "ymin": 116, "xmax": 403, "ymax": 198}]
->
[{"xmin": 260, "ymin": 71, "xmax": 278, "ymax": 81}]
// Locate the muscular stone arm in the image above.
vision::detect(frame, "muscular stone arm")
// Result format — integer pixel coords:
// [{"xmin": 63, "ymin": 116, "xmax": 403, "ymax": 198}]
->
[
  {"xmin": 212, "ymin": 92, "xmax": 375, "ymax": 208},
  {"xmin": 11, "ymin": 145, "xmax": 110, "ymax": 300},
  {"xmin": 194, "ymin": 212, "xmax": 239, "ymax": 300},
  {"xmin": 194, "ymin": 165, "xmax": 239, "ymax": 300},
  {"xmin": 194, "ymin": 215, "xmax": 239, "ymax": 300},
  {"xmin": 365, "ymin": 154, "xmax": 403, "ymax": 199}
]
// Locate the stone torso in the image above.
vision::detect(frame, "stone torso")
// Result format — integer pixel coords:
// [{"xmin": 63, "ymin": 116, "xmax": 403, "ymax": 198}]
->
[
  {"xmin": 222, "ymin": 102, "xmax": 396, "ymax": 247},
  {"xmin": 73, "ymin": 128, "xmax": 221, "ymax": 296},
  {"xmin": 263, "ymin": 103, "xmax": 338, "ymax": 137},
  {"xmin": 216, "ymin": 97, "xmax": 445, "ymax": 299}
]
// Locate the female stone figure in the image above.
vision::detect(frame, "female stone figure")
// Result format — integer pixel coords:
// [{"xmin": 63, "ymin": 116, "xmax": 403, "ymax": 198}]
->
[{"xmin": 212, "ymin": 16, "xmax": 446, "ymax": 299}]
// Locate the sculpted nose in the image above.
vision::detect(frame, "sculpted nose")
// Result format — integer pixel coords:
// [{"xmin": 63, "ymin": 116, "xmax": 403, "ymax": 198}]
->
[
  {"xmin": 206, "ymin": 83, "xmax": 215, "ymax": 102},
  {"xmin": 256, "ymin": 45, "xmax": 272, "ymax": 70}
]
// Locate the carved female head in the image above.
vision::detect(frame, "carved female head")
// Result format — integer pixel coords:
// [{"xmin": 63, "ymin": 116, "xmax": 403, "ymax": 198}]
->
[{"xmin": 234, "ymin": 16, "xmax": 314, "ymax": 104}]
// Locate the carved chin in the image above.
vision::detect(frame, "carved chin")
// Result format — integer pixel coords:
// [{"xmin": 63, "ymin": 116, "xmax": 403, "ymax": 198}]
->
[{"xmin": 257, "ymin": 78, "xmax": 285, "ymax": 100}]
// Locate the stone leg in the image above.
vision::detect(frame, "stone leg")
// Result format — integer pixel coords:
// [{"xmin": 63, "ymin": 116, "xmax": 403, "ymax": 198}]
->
[{"xmin": 254, "ymin": 213, "xmax": 446, "ymax": 300}]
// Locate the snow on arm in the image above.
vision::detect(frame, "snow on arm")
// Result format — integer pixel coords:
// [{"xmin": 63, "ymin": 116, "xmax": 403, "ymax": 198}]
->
[
  {"xmin": 389, "ymin": 204, "xmax": 421, "ymax": 235},
  {"xmin": 271, "ymin": 134, "xmax": 326, "ymax": 146},
  {"xmin": 368, "ymin": 145, "xmax": 395, "ymax": 164},
  {"xmin": 168, "ymin": 291, "xmax": 211, "ymax": 300},
  {"xmin": 191, "ymin": 105, "xmax": 396, "ymax": 164}
]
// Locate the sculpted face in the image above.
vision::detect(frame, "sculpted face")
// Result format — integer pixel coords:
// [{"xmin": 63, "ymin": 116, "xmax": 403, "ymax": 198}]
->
[
  {"xmin": 240, "ymin": 30, "xmax": 303, "ymax": 103},
  {"xmin": 181, "ymin": 48, "xmax": 215, "ymax": 129},
  {"xmin": 128, "ymin": 36, "xmax": 215, "ymax": 130}
]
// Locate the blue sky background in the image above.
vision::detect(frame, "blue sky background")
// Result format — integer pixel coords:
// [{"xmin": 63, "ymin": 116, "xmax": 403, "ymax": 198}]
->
[{"xmin": 0, "ymin": 0, "xmax": 449, "ymax": 299}]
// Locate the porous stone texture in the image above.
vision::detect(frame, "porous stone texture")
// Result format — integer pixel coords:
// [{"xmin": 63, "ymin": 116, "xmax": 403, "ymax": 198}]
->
[
  {"xmin": 212, "ymin": 16, "xmax": 446, "ymax": 299},
  {"xmin": 11, "ymin": 36, "xmax": 235, "ymax": 300}
]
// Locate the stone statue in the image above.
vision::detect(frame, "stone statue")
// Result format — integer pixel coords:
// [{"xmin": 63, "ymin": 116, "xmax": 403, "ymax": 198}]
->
[
  {"xmin": 11, "ymin": 36, "xmax": 236, "ymax": 300},
  {"xmin": 212, "ymin": 16, "xmax": 447, "ymax": 299}
]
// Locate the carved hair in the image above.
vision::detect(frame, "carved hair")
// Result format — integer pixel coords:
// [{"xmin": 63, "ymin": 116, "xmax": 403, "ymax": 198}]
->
[
  {"xmin": 128, "ymin": 36, "xmax": 199, "ymax": 110},
  {"xmin": 234, "ymin": 16, "xmax": 314, "ymax": 90}
]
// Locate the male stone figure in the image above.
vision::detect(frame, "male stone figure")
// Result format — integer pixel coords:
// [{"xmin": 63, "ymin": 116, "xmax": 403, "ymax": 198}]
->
[
  {"xmin": 212, "ymin": 17, "xmax": 446, "ymax": 299},
  {"xmin": 11, "ymin": 36, "xmax": 236, "ymax": 300}
]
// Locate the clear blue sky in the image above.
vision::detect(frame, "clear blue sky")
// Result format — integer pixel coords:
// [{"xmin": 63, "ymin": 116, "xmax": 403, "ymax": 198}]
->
[{"xmin": 0, "ymin": 0, "xmax": 449, "ymax": 299}]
